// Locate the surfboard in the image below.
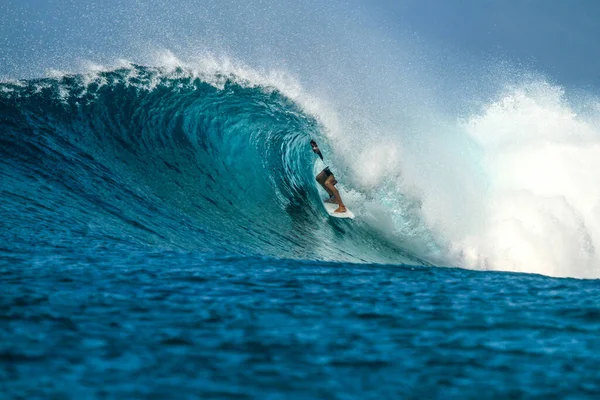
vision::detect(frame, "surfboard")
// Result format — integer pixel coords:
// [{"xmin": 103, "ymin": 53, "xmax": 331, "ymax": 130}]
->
[{"xmin": 323, "ymin": 201, "xmax": 355, "ymax": 219}]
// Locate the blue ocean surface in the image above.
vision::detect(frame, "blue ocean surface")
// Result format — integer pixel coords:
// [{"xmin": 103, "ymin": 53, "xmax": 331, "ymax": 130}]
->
[
  {"xmin": 4, "ymin": 252, "xmax": 600, "ymax": 399},
  {"xmin": 2, "ymin": 65, "xmax": 600, "ymax": 399}
]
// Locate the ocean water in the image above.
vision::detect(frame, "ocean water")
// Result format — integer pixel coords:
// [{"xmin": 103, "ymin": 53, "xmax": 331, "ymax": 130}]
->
[
  {"xmin": 4, "ymin": 252, "xmax": 600, "ymax": 399},
  {"xmin": 2, "ymin": 64, "xmax": 600, "ymax": 399},
  {"xmin": 3, "ymin": 0, "xmax": 600, "ymax": 398}
]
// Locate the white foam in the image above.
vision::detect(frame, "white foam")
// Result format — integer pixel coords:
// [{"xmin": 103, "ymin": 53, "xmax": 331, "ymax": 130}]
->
[
  {"xmin": 308, "ymin": 73, "xmax": 600, "ymax": 278},
  {"xmin": 411, "ymin": 81, "xmax": 600, "ymax": 278}
]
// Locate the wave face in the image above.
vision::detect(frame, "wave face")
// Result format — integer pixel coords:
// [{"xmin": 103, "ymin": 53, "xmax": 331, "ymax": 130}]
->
[{"xmin": 0, "ymin": 65, "xmax": 422, "ymax": 265}]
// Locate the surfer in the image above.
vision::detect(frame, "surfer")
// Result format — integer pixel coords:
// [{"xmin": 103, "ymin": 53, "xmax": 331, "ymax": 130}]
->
[{"xmin": 310, "ymin": 140, "xmax": 347, "ymax": 213}]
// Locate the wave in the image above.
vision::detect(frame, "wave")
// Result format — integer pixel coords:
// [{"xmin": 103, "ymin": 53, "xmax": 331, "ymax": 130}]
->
[
  {"xmin": 0, "ymin": 64, "xmax": 423, "ymax": 265},
  {"xmin": 2, "ymin": 58, "xmax": 600, "ymax": 279}
]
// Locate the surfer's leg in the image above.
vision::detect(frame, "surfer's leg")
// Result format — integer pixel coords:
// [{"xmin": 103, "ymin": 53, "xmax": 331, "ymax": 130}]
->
[
  {"xmin": 324, "ymin": 178, "xmax": 339, "ymax": 203},
  {"xmin": 316, "ymin": 170, "xmax": 335, "ymax": 199},
  {"xmin": 324, "ymin": 175, "xmax": 346, "ymax": 213}
]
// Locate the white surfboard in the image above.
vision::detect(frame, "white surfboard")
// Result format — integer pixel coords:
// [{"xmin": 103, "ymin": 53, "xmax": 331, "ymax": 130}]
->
[{"xmin": 323, "ymin": 201, "xmax": 355, "ymax": 219}]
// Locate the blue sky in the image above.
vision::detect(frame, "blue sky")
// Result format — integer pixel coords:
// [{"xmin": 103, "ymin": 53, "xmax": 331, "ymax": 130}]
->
[
  {"xmin": 369, "ymin": 0, "xmax": 600, "ymax": 89},
  {"xmin": 1, "ymin": 0, "xmax": 599, "ymax": 90}
]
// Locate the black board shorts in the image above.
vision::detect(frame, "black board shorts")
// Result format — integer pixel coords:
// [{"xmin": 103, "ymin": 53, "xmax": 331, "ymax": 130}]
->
[{"xmin": 322, "ymin": 167, "xmax": 333, "ymax": 178}]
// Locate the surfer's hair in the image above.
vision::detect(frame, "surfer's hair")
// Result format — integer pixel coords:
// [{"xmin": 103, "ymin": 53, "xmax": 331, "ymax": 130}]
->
[{"xmin": 310, "ymin": 139, "xmax": 317, "ymax": 146}]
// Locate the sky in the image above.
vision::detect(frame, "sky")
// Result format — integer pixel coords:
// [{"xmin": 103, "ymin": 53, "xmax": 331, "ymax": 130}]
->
[
  {"xmin": 369, "ymin": 0, "xmax": 600, "ymax": 90},
  {"xmin": 1, "ymin": 0, "xmax": 600, "ymax": 91}
]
